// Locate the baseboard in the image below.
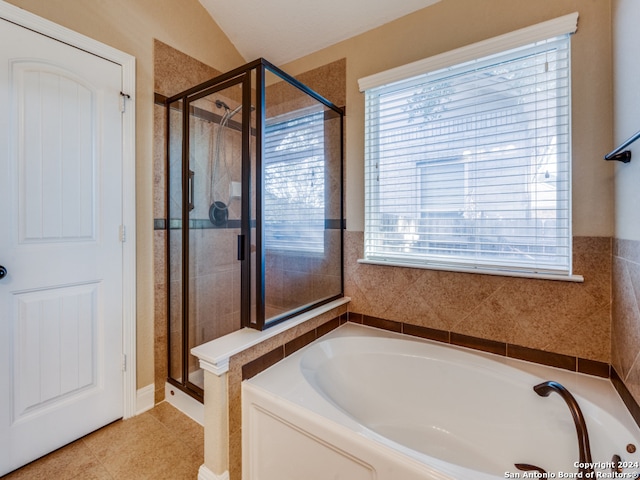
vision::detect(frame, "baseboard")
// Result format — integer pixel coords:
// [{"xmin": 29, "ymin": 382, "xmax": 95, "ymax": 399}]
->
[
  {"xmin": 165, "ymin": 382, "xmax": 204, "ymax": 425},
  {"xmin": 198, "ymin": 464, "xmax": 229, "ymax": 480},
  {"xmin": 136, "ymin": 384, "xmax": 155, "ymax": 415}
]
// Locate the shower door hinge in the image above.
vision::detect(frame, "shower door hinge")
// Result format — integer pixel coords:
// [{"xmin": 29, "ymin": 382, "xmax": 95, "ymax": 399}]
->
[
  {"xmin": 119, "ymin": 91, "xmax": 130, "ymax": 113},
  {"xmin": 122, "ymin": 354, "xmax": 127, "ymax": 372},
  {"xmin": 119, "ymin": 225, "xmax": 126, "ymax": 242}
]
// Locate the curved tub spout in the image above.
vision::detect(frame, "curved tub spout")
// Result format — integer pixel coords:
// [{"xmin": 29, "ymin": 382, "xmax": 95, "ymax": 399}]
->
[
  {"xmin": 534, "ymin": 381, "xmax": 593, "ymax": 478},
  {"xmin": 515, "ymin": 463, "xmax": 547, "ymax": 475}
]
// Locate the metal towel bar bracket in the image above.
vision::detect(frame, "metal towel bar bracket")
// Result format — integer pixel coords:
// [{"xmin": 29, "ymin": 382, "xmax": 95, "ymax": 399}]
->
[{"xmin": 605, "ymin": 129, "xmax": 640, "ymax": 163}]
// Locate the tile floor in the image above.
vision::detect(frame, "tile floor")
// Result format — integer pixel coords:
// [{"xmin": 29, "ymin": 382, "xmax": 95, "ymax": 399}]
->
[{"xmin": 2, "ymin": 402, "xmax": 204, "ymax": 480}]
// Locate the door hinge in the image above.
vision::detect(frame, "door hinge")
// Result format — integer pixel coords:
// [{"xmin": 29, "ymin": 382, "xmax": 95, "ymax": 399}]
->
[
  {"xmin": 119, "ymin": 91, "xmax": 130, "ymax": 113},
  {"xmin": 119, "ymin": 225, "xmax": 126, "ymax": 242},
  {"xmin": 122, "ymin": 354, "xmax": 127, "ymax": 372}
]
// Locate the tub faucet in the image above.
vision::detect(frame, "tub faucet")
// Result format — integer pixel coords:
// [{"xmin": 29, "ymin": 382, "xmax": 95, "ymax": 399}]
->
[{"xmin": 534, "ymin": 381, "xmax": 593, "ymax": 479}]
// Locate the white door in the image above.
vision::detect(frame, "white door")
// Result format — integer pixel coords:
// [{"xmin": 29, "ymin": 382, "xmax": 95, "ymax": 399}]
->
[{"xmin": 0, "ymin": 17, "xmax": 124, "ymax": 475}]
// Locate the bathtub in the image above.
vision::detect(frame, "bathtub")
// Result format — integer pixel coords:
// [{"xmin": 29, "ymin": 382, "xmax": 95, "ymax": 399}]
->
[{"xmin": 242, "ymin": 323, "xmax": 640, "ymax": 479}]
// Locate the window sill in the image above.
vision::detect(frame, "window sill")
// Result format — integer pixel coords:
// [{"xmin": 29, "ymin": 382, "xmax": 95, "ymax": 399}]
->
[{"xmin": 357, "ymin": 258, "xmax": 584, "ymax": 283}]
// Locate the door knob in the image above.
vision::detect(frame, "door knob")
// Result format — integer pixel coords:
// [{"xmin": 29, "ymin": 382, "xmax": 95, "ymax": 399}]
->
[{"xmin": 0, "ymin": 265, "xmax": 6, "ymax": 279}]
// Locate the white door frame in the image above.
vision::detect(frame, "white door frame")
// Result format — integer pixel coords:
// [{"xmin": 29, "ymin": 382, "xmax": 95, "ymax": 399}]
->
[{"xmin": 0, "ymin": 1, "xmax": 137, "ymax": 418}]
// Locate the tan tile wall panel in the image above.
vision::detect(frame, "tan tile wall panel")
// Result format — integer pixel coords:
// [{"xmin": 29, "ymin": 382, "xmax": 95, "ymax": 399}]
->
[
  {"xmin": 294, "ymin": 58, "xmax": 346, "ymax": 108},
  {"xmin": 613, "ymin": 238, "xmax": 640, "ymax": 406},
  {"xmin": 345, "ymin": 231, "xmax": 612, "ymax": 364},
  {"xmin": 154, "ymin": 40, "xmax": 222, "ymax": 98},
  {"xmin": 153, "ymin": 229, "xmax": 168, "ymax": 403}
]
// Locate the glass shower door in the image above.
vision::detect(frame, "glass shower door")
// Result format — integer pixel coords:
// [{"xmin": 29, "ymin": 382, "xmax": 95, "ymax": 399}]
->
[
  {"xmin": 168, "ymin": 76, "xmax": 248, "ymax": 397},
  {"xmin": 188, "ymin": 80, "xmax": 246, "ymax": 391}
]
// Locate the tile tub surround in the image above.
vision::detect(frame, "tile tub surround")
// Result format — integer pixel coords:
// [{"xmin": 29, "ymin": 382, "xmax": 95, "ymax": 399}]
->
[
  {"xmin": 345, "ymin": 231, "xmax": 612, "ymax": 364},
  {"xmin": 345, "ymin": 232, "xmax": 640, "ymax": 424},
  {"xmin": 613, "ymin": 238, "xmax": 640, "ymax": 418}
]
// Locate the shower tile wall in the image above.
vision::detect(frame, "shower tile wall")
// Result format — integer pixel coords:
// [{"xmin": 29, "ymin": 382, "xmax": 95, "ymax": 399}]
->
[
  {"xmin": 612, "ymin": 239, "xmax": 640, "ymax": 406},
  {"xmin": 154, "ymin": 40, "xmax": 223, "ymax": 402},
  {"xmin": 345, "ymin": 232, "xmax": 612, "ymax": 364}
]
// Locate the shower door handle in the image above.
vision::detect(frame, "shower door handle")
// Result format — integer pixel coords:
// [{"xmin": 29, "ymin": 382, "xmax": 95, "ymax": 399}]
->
[
  {"xmin": 187, "ymin": 169, "xmax": 195, "ymax": 212},
  {"xmin": 237, "ymin": 235, "xmax": 245, "ymax": 261}
]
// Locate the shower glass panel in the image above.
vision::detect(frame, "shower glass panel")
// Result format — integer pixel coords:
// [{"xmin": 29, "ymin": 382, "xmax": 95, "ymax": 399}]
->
[
  {"xmin": 262, "ymin": 67, "xmax": 343, "ymax": 326},
  {"xmin": 166, "ymin": 59, "xmax": 343, "ymax": 401}
]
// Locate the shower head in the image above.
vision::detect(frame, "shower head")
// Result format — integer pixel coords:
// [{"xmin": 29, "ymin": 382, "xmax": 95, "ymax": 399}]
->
[
  {"xmin": 215, "ymin": 101, "xmax": 255, "ymax": 123},
  {"xmin": 215, "ymin": 99, "xmax": 230, "ymax": 111},
  {"xmin": 216, "ymin": 99, "xmax": 255, "ymax": 113}
]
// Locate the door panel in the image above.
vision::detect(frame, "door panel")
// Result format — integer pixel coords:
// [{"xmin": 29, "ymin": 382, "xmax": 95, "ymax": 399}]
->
[
  {"xmin": 13, "ymin": 283, "xmax": 99, "ymax": 420},
  {"xmin": 0, "ymin": 17, "xmax": 124, "ymax": 476},
  {"xmin": 16, "ymin": 63, "xmax": 96, "ymax": 242}
]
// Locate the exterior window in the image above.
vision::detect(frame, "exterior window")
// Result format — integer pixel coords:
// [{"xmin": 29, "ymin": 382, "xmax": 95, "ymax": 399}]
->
[
  {"xmin": 361, "ymin": 21, "xmax": 577, "ymax": 278},
  {"xmin": 264, "ymin": 110, "xmax": 325, "ymax": 253}
]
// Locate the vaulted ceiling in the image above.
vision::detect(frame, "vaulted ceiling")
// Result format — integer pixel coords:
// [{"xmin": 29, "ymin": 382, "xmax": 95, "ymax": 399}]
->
[{"xmin": 198, "ymin": 0, "xmax": 441, "ymax": 66}]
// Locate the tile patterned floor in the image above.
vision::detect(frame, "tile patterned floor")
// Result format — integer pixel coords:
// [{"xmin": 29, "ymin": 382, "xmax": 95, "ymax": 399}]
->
[{"xmin": 2, "ymin": 402, "xmax": 204, "ymax": 480}]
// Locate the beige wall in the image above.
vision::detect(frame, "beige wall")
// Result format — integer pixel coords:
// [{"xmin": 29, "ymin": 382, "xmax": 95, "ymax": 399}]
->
[
  {"xmin": 283, "ymin": 0, "xmax": 613, "ymax": 236},
  {"xmin": 4, "ymin": 0, "xmax": 245, "ymax": 388}
]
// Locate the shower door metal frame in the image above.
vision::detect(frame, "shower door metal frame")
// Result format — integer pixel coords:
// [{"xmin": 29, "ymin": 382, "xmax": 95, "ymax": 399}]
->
[
  {"xmin": 166, "ymin": 71, "xmax": 252, "ymax": 401},
  {"xmin": 250, "ymin": 59, "xmax": 345, "ymax": 331},
  {"xmin": 165, "ymin": 58, "xmax": 345, "ymax": 401}
]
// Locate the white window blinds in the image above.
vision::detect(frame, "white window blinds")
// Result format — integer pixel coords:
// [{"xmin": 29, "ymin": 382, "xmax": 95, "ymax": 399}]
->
[
  {"xmin": 362, "ymin": 25, "xmax": 576, "ymax": 277},
  {"xmin": 264, "ymin": 110, "xmax": 325, "ymax": 253}
]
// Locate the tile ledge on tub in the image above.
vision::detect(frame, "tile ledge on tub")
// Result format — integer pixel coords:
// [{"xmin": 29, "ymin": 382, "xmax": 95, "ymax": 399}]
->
[{"xmin": 191, "ymin": 297, "xmax": 351, "ymax": 376}]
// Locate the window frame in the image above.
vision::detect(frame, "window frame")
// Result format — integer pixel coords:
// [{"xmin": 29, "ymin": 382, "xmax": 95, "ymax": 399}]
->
[{"xmin": 358, "ymin": 13, "xmax": 583, "ymax": 282}]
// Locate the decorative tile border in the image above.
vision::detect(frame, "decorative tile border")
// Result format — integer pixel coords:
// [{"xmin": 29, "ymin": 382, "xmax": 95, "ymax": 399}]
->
[
  {"xmin": 242, "ymin": 310, "xmax": 612, "ymax": 380},
  {"xmin": 349, "ymin": 311, "xmax": 610, "ymax": 377},
  {"xmin": 241, "ymin": 314, "xmax": 346, "ymax": 381}
]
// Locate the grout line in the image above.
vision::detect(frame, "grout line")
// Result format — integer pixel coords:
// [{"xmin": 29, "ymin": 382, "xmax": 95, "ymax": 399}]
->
[{"xmin": 450, "ymin": 279, "xmax": 508, "ymax": 331}]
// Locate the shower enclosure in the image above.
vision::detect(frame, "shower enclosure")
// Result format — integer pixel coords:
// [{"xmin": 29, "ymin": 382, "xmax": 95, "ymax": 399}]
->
[{"xmin": 166, "ymin": 59, "xmax": 344, "ymax": 400}]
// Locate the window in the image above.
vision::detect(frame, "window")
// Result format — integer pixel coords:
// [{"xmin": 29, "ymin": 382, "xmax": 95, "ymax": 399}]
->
[
  {"xmin": 360, "ymin": 13, "xmax": 580, "ymax": 279},
  {"xmin": 264, "ymin": 109, "xmax": 325, "ymax": 253}
]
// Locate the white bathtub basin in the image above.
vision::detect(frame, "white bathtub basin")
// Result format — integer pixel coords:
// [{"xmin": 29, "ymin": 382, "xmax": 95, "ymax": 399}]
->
[{"xmin": 243, "ymin": 323, "xmax": 640, "ymax": 479}]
